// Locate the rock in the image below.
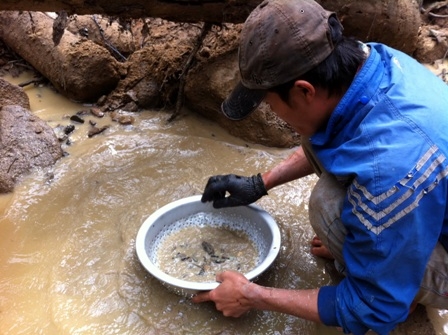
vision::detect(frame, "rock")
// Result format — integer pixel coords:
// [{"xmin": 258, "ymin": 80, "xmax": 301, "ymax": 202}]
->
[
  {"xmin": 64, "ymin": 124, "xmax": 75, "ymax": 135},
  {"xmin": 110, "ymin": 111, "xmax": 135, "ymax": 125},
  {"xmin": 87, "ymin": 125, "xmax": 109, "ymax": 137},
  {"xmin": 0, "ymin": 79, "xmax": 62, "ymax": 193},
  {"xmin": 90, "ymin": 107, "xmax": 105, "ymax": 118},
  {"xmin": 70, "ymin": 114, "xmax": 85, "ymax": 123},
  {"xmin": 0, "ymin": 105, "xmax": 63, "ymax": 193},
  {"xmin": 0, "ymin": 77, "xmax": 30, "ymax": 109}
]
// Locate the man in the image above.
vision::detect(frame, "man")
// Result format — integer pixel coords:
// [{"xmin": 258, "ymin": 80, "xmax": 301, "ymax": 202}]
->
[{"xmin": 191, "ymin": 0, "xmax": 448, "ymax": 334}]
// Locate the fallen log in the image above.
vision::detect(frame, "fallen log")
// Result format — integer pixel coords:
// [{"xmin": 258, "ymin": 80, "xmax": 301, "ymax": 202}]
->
[
  {"xmin": 0, "ymin": 0, "xmax": 261, "ymax": 23},
  {"xmin": 0, "ymin": 0, "xmax": 422, "ymax": 47},
  {"xmin": 0, "ymin": 0, "xmax": 421, "ymax": 55},
  {"xmin": 0, "ymin": 11, "xmax": 122, "ymax": 102},
  {"xmin": 319, "ymin": 0, "xmax": 421, "ymax": 54}
]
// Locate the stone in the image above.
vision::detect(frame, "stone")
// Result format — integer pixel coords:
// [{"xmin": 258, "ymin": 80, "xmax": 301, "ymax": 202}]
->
[{"xmin": 0, "ymin": 104, "xmax": 63, "ymax": 193}]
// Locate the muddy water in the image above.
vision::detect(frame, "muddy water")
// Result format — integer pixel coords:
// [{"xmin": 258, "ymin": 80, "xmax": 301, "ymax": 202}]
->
[
  {"xmin": 157, "ymin": 225, "xmax": 259, "ymax": 283},
  {"xmin": 0, "ymin": 72, "xmax": 446, "ymax": 335}
]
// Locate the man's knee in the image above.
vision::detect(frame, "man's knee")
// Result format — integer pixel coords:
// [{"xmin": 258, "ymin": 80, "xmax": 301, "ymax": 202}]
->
[
  {"xmin": 309, "ymin": 173, "xmax": 346, "ymax": 230},
  {"xmin": 415, "ymin": 243, "xmax": 448, "ymax": 309},
  {"xmin": 308, "ymin": 173, "xmax": 348, "ymax": 263}
]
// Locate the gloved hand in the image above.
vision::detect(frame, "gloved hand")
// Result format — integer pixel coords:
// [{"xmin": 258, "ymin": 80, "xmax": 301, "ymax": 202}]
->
[{"xmin": 201, "ymin": 173, "xmax": 268, "ymax": 208}]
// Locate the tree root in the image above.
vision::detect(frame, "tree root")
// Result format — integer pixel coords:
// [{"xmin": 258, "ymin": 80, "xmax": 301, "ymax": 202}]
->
[
  {"xmin": 91, "ymin": 14, "xmax": 127, "ymax": 62},
  {"xmin": 167, "ymin": 22, "xmax": 212, "ymax": 123},
  {"xmin": 421, "ymin": 0, "xmax": 448, "ymax": 16},
  {"xmin": 18, "ymin": 78, "xmax": 46, "ymax": 87}
]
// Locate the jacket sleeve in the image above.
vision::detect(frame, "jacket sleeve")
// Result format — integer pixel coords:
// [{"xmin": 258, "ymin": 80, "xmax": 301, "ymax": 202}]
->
[{"xmin": 317, "ymin": 154, "xmax": 447, "ymax": 335}]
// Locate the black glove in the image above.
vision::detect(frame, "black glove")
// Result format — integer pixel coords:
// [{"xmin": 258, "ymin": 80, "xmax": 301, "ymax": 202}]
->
[{"xmin": 201, "ymin": 173, "xmax": 268, "ymax": 208}]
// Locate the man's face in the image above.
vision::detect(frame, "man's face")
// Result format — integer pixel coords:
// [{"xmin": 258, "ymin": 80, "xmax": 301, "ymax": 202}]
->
[{"xmin": 264, "ymin": 84, "xmax": 330, "ymax": 136}]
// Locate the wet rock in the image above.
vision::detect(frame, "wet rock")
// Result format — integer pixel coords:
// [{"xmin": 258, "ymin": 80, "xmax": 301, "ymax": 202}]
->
[
  {"xmin": 125, "ymin": 90, "xmax": 138, "ymax": 102},
  {"xmin": 0, "ymin": 105, "xmax": 63, "ymax": 193},
  {"xmin": 64, "ymin": 124, "xmax": 75, "ymax": 135},
  {"xmin": 70, "ymin": 114, "xmax": 85, "ymax": 123},
  {"xmin": 76, "ymin": 110, "xmax": 90, "ymax": 116},
  {"xmin": 122, "ymin": 101, "xmax": 139, "ymax": 113},
  {"xmin": 87, "ymin": 125, "xmax": 109, "ymax": 138},
  {"xmin": 96, "ymin": 95, "xmax": 107, "ymax": 106},
  {"xmin": 53, "ymin": 125, "xmax": 68, "ymax": 142},
  {"xmin": 132, "ymin": 78, "xmax": 160, "ymax": 108},
  {"xmin": 53, "ymin": 124, "xmax": 75, "ymax": 142},
  {"xmin": 0, "ymin": 78, "xmax": 30, "ymax": 109},
  {"xmin": 90, "ymin": 107, "xmax": 105, "ymax": 118},
  {"xmin": 110, "ymin": 111, "xmax": 135, "ymax": 125}
]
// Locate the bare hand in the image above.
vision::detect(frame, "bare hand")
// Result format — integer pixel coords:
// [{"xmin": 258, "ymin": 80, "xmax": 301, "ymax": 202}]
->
[{"xmin": 191, "ymin": 271, "xmax": 254, "ymax": 317}]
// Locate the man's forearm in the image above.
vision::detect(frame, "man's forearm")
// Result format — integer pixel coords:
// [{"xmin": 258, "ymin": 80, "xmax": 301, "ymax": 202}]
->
[
  {"xmin": 243, "ymin": 282, "xmax": 322, "ymax": 323},
  {"xmin": 262, "ymin": 146, "xmax": 314, "ymax": 190}
]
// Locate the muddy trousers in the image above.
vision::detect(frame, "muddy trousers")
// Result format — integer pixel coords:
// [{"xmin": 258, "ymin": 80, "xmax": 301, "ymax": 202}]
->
[{"xmin": 302, "ymin": 140, "xmax": 448, "ymax": 309}]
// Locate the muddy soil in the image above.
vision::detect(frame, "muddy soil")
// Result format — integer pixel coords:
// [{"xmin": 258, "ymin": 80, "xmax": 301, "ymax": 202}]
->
[{"xmin": 0, "ymin": 1, "xmax": 447, "ymax": 147}]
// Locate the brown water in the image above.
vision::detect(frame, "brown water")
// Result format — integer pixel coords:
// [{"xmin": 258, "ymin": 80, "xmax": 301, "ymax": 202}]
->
[
  {"xmin": 0, "ymin": 73, "xmax": 446, "ymax": 335},
  {"xmin": 157, "ymin": 225, "xmax": 258, "ymax": 283}
]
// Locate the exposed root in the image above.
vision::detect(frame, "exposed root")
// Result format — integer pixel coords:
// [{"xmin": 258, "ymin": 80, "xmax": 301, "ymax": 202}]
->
[
  {"xmin": 421, "ymin": 0, "xmax": 448, "ymax": 20},
  {"xmin": 91, "ymin": 14, "xmax": 127, "ymax": 62},
  {"xmin": 167, "ymin": 22, "xmax": 212, "ymax": 123}
]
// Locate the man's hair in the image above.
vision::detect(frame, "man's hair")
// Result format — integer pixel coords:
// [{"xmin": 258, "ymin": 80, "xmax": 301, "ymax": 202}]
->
[{"xmin": 269, "ymin": 16, "xmax": 367, "ymax": 102}]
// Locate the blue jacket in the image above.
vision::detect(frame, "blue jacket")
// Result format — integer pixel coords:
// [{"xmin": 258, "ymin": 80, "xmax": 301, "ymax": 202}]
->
[{"xmin": 313, "ymin": 43, "xmax": 448, "ymax": 334}]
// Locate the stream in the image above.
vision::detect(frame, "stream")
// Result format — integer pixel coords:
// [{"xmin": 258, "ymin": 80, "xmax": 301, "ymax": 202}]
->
[{"xmin": 0, "ymin": 72, "xmax": 446, "ymax": 335}]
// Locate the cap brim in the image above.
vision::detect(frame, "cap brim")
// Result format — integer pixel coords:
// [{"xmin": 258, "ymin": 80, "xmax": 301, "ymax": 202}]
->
[{"xmin": 221, "ymin": 82, "xmax": 266, "ymax": 121}]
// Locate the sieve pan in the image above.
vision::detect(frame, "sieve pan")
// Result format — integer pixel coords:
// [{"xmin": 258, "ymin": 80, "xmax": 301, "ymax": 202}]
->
[{"xmin": 135, "ymin": 195, "xmax": 281, "ymax": 297}]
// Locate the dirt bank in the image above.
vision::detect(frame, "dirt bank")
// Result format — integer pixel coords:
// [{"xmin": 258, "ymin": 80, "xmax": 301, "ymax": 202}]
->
[{"xmin": 0, "ymin": 1, "xmax": 447, "ymax": 148}]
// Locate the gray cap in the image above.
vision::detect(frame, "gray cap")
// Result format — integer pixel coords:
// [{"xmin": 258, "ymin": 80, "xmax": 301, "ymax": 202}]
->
[{"xmin": 222, "ymin": 0, "xmax": 339, "ymax": 120}]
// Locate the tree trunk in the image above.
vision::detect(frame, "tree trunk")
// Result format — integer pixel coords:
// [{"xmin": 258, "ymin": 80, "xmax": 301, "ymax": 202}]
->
[
  {"xmin": 0, "ymin": 11, "xmax": 122, "ymax": 102},
  {"xmin": 0, "ymin": 0, "xmax": 421, "ymax": 54},
  {"xmin": 0, "ymin": 0, "xmax": 261, "ymax": 23},
  {"xmin": 319, "ymin": 0, "xmax": 421, "ymax": 54}
]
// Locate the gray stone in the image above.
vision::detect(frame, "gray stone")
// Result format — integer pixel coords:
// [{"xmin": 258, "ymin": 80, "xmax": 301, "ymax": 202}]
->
[{"xmin": 0, "ymin": 78, "xmax": 63, "ymax": 193}]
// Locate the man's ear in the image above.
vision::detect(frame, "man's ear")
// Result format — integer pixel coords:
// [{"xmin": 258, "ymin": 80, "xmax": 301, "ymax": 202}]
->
[{"xmin": 294, "ymin": 80, "xmax": 315, "ymax": 101}]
